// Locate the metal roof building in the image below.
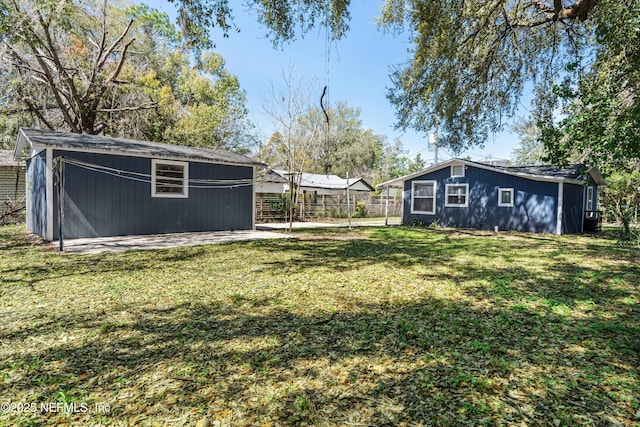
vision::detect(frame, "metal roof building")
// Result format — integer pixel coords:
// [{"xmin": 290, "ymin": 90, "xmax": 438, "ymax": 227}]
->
[{"xmin": 256, "ymin": 169, "xmax": 374, "ymax": 195}]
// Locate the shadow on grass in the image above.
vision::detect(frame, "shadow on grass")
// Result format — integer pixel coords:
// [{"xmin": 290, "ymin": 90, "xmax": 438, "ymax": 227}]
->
[
  {"xmin": 0, "ymin": 244, "xmax": 208, "ymax": 287},
  {"xmin": 2, "ymin": 294, "xmax": 638, "ymax": 425},
  {"xmin": 257, "ymin": 229, "xmax": 638, "ymax": 300},
  {"xmin": 1, "ymin": 225, "xmax": 638, "ymax": 425}
]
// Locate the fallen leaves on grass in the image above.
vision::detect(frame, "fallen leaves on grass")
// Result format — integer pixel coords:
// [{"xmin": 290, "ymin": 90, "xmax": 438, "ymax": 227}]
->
[{"xmin": 0, "ymin": 224, "xmax": 638, "ymax": 426}]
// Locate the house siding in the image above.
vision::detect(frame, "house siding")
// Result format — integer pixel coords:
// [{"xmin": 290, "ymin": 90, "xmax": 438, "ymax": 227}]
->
[
  {"xmin": 0, "ymin": 166, "xmax": 25, "ymax": 213},
  {"xmin": 25, "ymin": 152, "xmax": 47, "ymax": 237},
  {"xmin": 403, "ymin": 165, "xmax": 560, "ymax": 234},
  {"xmin": 48, "ymin": 150, "xmax": 254, "ymax": 239},
  {"xmin": 562, "ymin": 183, "xmax": 585, "ymax": 234}
]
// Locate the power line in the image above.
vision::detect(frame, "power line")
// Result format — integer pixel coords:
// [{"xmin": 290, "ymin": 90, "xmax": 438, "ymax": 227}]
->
[{"xmin": 60, "ymin": 157, "xmax": 255, "ymax": 189}]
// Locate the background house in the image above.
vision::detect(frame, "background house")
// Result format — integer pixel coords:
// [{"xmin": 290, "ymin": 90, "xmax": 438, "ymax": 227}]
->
[
  {"xmin": 14, "ymin": 128, "xmax": 263, "ymax": 240},
  {"xmin": 0, "ymin": 150, "xmax": 25, "ymax": 219},
  {"xmin": 255, "ymin": 169, "xmax": 375, "ymax": 221},
  {"xmin": 378, "ymin": 159, "xmax": 606, "ymax": 234}
]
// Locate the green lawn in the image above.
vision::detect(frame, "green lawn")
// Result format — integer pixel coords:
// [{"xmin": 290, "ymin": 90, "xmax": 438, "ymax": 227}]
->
[{"xmin": 0, "ymin": 224, "xmax": 638, "ymax": 426}]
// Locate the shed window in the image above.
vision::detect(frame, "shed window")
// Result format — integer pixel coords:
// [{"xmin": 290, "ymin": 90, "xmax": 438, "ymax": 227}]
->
[
  {"xmin": 411, "ymin": 181, "xmax": 436, "ymax": 214},
  {"xmin": 152, "ymin": 159, "xmax": 188, "ymax": 198},
  {"xmin": 498, "ymin": 188, "xmax": 514, "ymax": 207},
  {"xmin": 445, "ymin": 184, "xmax": 468, "ymax": 207},
  {"xmin": 451, "ymin": 164, "xmax": 465, "ymax": 177},
  {"xmin": 586, "ymin": 186, "xmax": 594, "ymax": 210}
]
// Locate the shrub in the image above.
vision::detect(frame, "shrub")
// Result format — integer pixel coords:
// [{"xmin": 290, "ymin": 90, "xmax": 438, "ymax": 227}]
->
[{"xmin": 353, "ymin": 201, "xmax": 367, "ymax": 218}]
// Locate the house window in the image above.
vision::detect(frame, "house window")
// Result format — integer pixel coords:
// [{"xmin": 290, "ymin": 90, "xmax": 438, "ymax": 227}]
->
[
  {"xmin": 586, "ymin": 186, "xmax": 594, "ymax": 210},
  {"xmin": 498, "ymin": 188, "xmax": 514, "ymax": 207},
  {"xmin": 151, "ymin": 159, "xmax": 188, "ymax": 198},
  {"xmin": 451, "ymin": 164, "xmax": 465, "ymax": 177},
  {"xmin": 411, "ymin": 180, "xmax": 436, "ymax": 214},
  {"xmin": 445, "ymin": 184, "xmax": 468, "ymax": 207}
]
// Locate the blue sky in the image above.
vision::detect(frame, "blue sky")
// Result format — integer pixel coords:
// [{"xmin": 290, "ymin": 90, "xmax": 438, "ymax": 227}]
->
[{"xmin": 151, "ymin": 0, "xmax": 532, "ymax": 163}]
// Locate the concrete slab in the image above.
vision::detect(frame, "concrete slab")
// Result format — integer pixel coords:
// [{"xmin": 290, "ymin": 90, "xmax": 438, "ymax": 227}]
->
[
  {"xmin": 256, "ymin": 218, "xmax": 400, "ymax": 230},
  {"xmin": 55, "ymin": 230, "xmax": 292, "ymax": 254}
]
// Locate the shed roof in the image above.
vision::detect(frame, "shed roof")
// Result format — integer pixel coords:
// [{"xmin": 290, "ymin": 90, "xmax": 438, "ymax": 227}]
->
[
  {"xmin": 377, "ymin": 158, "xmax": 606, "ymax": 188},
  {"xmin": 14, "ymin": 128, "xmax": 264, "ymax": 167},
  {"xmin": 271, "ymin": 169, "xmax": 374, "ymax": 191},
  {"xmin": 0, "ymin": 150, "xmax": 22, "ymax": 167}
]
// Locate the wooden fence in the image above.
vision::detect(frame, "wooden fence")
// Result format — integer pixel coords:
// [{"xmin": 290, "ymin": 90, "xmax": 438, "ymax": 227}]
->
[{"xmin": 255, "ymin": 193, "xmax": 402, "ymax": 222}]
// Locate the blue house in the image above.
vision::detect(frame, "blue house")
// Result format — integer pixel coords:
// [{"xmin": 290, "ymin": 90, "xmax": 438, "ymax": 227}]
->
[
  {"xmin": 378, "ymin": 159, "xmax": 606, "ymax": 235},
  {"xmin": 13, "ymin": 128, "xmax": 263, "ymax": 240}
]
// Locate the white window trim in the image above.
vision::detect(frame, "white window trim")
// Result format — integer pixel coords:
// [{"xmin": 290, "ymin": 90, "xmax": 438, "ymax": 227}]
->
[
  {"xmin": 498, "ymin": 188, "xmax": 514, "ymax": 207},
  {"xmin": 151, "ymin": 159, "xmax": 189, "ymax": 198},
  {"xmin": 445, "ymin": 183, "xmax": 469, "ymax": 208},
  {"xmin": 450, "ymin": 164, "xmax": 465, "ymax": 178},
  {"xmin": 411, "ymin": 180, "xmax": 436, "ymax": 214},
  {"xmin": 586, "ymin": 186, "xmax": 594, "ymax": 210}
]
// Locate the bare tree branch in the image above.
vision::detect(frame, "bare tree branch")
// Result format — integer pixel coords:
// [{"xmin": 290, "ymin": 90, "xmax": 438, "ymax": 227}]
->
[
  {"xmin": 37, "ymin": 11, "xmax": 84, "ymax": 127},
  {"xmin": 96, "ymin": 19, "xmax": 134, "ymax": 72},
  {"xmin": 96, "ymin": 102, "xmax": 158, "ymax": 112},
  {"xmin": 513, "ymin": 0, "xmax": 599, "ymax": 27},
  {"xmin": 0, "ymin": 104, "xmax": 60, "ymax": 115}
]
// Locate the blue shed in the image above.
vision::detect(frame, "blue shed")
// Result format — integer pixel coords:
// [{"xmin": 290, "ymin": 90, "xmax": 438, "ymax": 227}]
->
[
  {"xmin": 378, "ymin": 159, "xmax": 606, "ymax": 235},
  {"xmin": 13, "ymin": 128, "xmax": 263, "ymax": 240}
]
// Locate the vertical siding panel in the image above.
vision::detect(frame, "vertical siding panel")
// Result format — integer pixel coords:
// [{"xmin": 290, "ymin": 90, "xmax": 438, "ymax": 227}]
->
[
  {"xmin": 562, "ymin": 183, "xmax": 584, "ymax": 234},
  {"xmin": 29, "ymin": 149, "xmax": 255, "ymax": 239},
  {"xmin": 25, "ymin": 153, "xmax": 47, "ymax": 238},
  {"xmin": 138, "ymin": 157, "xmax": 145, "ymax": 234},
  {"xmin": 404, "ymin": 164, "xmax": 563, "ymax": 234},
  {"xmin": 134, "ymin": 157, "xmax": 143, "ymax": 236}
]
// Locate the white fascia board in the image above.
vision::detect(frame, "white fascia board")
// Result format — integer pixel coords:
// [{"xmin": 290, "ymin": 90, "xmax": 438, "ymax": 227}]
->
[
  {"xmin": 587, "ymin": 166, "xmax": 607, "ymax": 186},
  {"xmin": 13, "ymin": 129, "xmax": 31, "ymax": 160}
]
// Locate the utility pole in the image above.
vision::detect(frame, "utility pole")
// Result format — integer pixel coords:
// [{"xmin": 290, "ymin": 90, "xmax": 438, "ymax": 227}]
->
[
  {"xmin": 54, "ymin": 157, "xmax": 64, "ymax": 252},
  {"xmin": 430, "ymin": 117, "xmax": 439, "ymax": 164},
  {"xmin": 429, "ymin": 130, "xmax": 439, "ymax": 165}
]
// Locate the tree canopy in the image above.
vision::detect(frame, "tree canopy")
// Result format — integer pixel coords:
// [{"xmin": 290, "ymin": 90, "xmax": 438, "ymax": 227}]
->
[
  {"xmin": 304, "ymin": 102, "xmax": 384, "ymax": 180},
  {"xmin": 510, "ymin": 117, "xmax": 545, "ymax": 166},
  {"xmin": 171, "ymin": 0, "xmax": 636, "ymax": 164},
  {"xmin": 600, "ymin": 167, "xmax": 640, "ymax": 239},
  {"xmin": 168, "ymin": 0, "xmax": 351, "ymax": 48},
  {"xmin": 379, "ymin": 0, "xmax": 604, "ymax": 153},
  {"xmin": 537, "ymin": 0, "xmax": 640, "ymax": 167},
  {"xmin": 0, "ymin": 0, "xmax": 253, "ymax": 151},
  {"xmin": 3, "ymin": 0, "xmax": 636, "ymax": 164}
]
